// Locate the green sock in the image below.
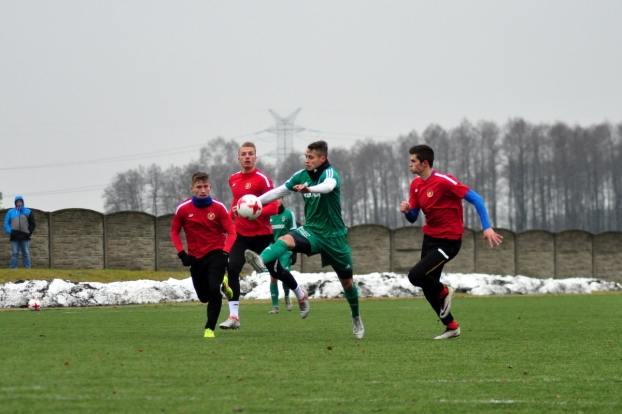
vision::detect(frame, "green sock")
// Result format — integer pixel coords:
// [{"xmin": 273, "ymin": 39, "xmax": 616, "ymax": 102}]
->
[
  {"xmin": 269, "ymin": 283, "xmax": 279, "ymax": 307},
  {"xmin": 344, "ymin": 284, "xmax": 360, "ymax": 318},
  {"xmin": 260, "ymin": 240, "xmax": 288, "ymax": 264},
  {"xmin": 282, "ymin": 282, "xmax": 290, "ymax": 297}
]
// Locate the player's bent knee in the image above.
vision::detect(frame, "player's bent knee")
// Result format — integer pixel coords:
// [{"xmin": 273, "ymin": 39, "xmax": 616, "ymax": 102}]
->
[
  {"xmin": 407, "ymin": 270, "xmax": 425, "ymax": 287},
  {"xmin": 196, "ymin": 293, "xmax": 210, "ymax": 303}
]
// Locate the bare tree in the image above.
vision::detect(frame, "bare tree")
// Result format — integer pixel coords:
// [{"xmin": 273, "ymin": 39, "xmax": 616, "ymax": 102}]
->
[
  {"xmin": 103, "ymin": 167, "xmax": 146, "ymax": 213},
  {"xmin": 144, "ymin": 164, "xmax": 164, "ymax": 216},
  {"xmin": 503, "ymin": 119, "xmax": 530, "ymax": 231},
  {"xmin": 477, "ymin": 121, "xmax": 501, "ymax": 227},
  {"xmin": 99, "ymin": 121, "xmax": 622, "ymax": 232},
  {"xmin": 198, "ymin": 137, "xmax": 240, "ymax": 208}
]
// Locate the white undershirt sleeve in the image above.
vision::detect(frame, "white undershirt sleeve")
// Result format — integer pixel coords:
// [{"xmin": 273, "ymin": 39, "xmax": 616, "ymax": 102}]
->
[
  {"xmin": 259, "ymin": 185, "xmax": 293, "ymax": 205},
  {"xmin": 308, "ymin": 177, "xmax": 337, "ymax": 194}
]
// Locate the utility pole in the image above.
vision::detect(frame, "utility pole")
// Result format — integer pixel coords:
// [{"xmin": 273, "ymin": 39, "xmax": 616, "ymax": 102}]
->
[{"xmin": 265, "ymin": 109, "xmax": 305, "ymax": 164}]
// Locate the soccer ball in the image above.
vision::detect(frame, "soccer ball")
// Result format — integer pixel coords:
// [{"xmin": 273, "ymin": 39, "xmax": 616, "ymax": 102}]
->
[
  {"xmin": 28, "ymin": 298, "xmax": 41, "ymax": 311},
  {"xmin": 237, "ymin": 194, "xmax": 263, "ymax": 220}
]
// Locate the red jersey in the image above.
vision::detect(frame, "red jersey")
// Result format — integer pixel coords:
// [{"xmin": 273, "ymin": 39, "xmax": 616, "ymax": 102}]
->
[
  {"xmin": 409, "ymin": 170, "xmax": 470, "ymax": 240},
  {"xmin": 170, "ymin": 198, "xmax": 237, "ymax": 258},
  {"xmin": 229, "ymin": 168, "xmax": 279, "ymax": 237}
]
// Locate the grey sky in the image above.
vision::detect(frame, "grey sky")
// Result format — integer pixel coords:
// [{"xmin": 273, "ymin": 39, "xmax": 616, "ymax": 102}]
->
[{"xmin": 2, "ymin": 1, "xmax": 621, "ymax": 212}]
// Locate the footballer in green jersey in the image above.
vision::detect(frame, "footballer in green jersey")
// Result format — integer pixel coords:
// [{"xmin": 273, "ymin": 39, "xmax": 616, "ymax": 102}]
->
[
  {"xmin": 268, "ymin": 198, "xmax": 297, "ymax": 313},
  {"xmin": 245, "ymin": 141, "xmax": 364, "ymax": 339}
]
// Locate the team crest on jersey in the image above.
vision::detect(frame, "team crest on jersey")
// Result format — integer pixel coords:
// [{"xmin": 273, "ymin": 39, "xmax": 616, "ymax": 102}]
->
[
  {"xmin": 427, "ymin": 190, "xmax": 434, "ymax": 198},
  {"xmin": 207, "ymin": 213, "xmax": 215, "ymax": 220},
  {"xmin": 281, "ymin": 216, "xmax": 286, "ymax": 222},
  {"xmin": 245, "ymin": 183, "xmax": 251, "ymax": 189}
]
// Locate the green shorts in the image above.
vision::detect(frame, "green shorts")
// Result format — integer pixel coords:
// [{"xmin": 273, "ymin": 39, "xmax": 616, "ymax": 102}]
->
[{"xmin": 294, "ymin": 226, "xmax": 353, "ymax": 271}]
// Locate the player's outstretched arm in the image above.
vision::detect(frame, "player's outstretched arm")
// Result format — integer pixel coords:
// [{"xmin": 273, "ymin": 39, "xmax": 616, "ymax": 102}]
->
[
  {"xmin": 296, "ymin": 177, "xmax": 337, "ymax": 194},
  {"xmin": 463, "ymin": 190, "xmax": 504, "ymax": 247},
  {"xmin": 259, "ymin": 185, "xmax": 293, "ymax": 205}
]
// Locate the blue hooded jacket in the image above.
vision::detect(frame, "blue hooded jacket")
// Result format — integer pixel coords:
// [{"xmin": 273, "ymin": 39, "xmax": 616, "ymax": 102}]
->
[{"xmin": 4, "ymin": 196, "xmax": 36, "ymax": 241}]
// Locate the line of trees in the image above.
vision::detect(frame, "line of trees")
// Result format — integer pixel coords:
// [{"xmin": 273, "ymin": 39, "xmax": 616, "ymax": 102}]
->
[{"xmin": 103, "ymin": 119, "xmax": 622, "ymax": 233}]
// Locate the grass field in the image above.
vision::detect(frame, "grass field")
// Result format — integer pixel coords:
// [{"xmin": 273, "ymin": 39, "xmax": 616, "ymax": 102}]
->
[{"xmin": 1, "ymin": 293, "xmax": 621, "ymax": 413}]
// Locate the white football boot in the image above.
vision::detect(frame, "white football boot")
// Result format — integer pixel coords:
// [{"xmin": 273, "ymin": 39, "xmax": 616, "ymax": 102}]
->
[
  {"xmin": 298, "ymin": 289, "xmax": 310, "ymax": 319},
  {"xmin": 352, "ymin": 316, "xmax": 365, "ymax": 339},
  {"xmin": 434, "ymin": 327, "xmax": 461, "ymax": 340},
  {"xmin": 219, "ymin": 316, "xmax": 241, "ymax": 330}
]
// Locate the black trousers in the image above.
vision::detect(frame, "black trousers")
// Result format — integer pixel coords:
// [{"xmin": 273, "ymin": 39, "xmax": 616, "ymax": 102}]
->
[
  {"xmin": 191, "ymin": 249, "xmax": 228, "ymax": 330},
  {"xmin": 408, "ymin": 235, "xmax": 462, "ymax": 325},
  {"xmin": 228, "ymin": 234, "xmax": 300, "ymax": 299},
  {"xmin": 228, "ymin": 234, "xmax": 274, "ymax": 301}
]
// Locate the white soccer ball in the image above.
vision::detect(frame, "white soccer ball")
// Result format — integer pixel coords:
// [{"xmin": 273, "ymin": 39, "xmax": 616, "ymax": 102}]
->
[
  {"xmin": 237, "ymin": 194, "xmax": 263, "ymax": 220},
  {"xmin": 28, "ymin": 298, "xmax": 41, "ymax": 311}
]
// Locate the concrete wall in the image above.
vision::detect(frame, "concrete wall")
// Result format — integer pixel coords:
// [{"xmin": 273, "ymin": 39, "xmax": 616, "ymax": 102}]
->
[
  {"xmin": 555, "ymin": 230, "xmax": 593, "ymax": 279},
  {"xmin": 475, "ymin": 228, "xmax": 516, "ymax": 275},
  {"xmin": 348, "ymin": 224, "xmax": 391, "ymax": 273},
  {"xmin": 1, "ymin": 207, "xmax": 621, "ymax": 282},
  {"xmin": 105, "ymin": 212, "xmax": 155, "ymax": 270},
  {"xmin": 51, "ymin": 209, "xmax": 104, "ymax": 269},
  {"xmin": 516, "ymin": 230, "xmax": 555, "ymax": 279},
  {"xmin": 594, "ymin": 232, "xmax": 622, "ymax": 284}
]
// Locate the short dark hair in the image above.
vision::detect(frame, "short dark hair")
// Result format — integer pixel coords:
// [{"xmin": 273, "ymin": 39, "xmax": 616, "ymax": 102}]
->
[
  {"xmin": 308, "ymin": 140, "xmax": 328, "ymax": 157},
  {"xmin": 191, "ymin": 171, "xmax": 210, "ymax": 185},
  {"xmin": 409, "ymin": 144, "xmax": 434, "ymax": 167}
]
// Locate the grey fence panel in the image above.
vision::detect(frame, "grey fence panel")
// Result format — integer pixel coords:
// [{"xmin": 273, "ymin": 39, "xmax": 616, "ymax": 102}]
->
[
  {"xmin": 444, "ymin": 228, "xmax": 475, "ymax": 274},
  {"xmin": 348, "ymin": 224, "xmax": 391, "ymax": 273},
  {"xmin": 392, "ymin": 227, "xmax": 424, "ymax": 274},
  {"xmin": 516, "ymin": 230, "xmax": 555, "ymax": 279},
  {"xmin": 105, "ymin": 211, "xmax": 156, "ymax": 270},
  {"xmin": 593, "ymin": 232, "xmax": 622, "ymax": 283},
  {"xmin": 555, "ymin": 230, "xmax": 593, "ymax": 279},
  {"xmin": 475, "ymin": 228, "xmax": 516, "ymax": 275},
  {"xmin": 51, "ymin": 209, "xmax": 104, "ymax": 269}
]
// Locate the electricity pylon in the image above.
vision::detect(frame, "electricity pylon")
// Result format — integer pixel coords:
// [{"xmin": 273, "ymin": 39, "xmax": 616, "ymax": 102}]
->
[{"xmin": 265, "ymin": 108, "xmax": 305, "ymax": 164}]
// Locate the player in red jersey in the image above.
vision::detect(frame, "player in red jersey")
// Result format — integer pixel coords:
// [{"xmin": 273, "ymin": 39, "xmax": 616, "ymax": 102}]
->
[
  {"xmin": 399, "ymin": 145, "xmax": 503, "ymax": 340},
  {"xmin": 219, "ymin": 142, "xmax": 302, "ymax": 329},
  {"xmin": 170, "ymin": 172, "xmax": 237, "ymax": 338}
]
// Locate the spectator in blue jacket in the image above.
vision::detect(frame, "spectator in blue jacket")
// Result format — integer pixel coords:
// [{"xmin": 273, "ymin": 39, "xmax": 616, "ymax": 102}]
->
[{"xmin": 4, "ymin": 196, "xmax": 36, "ymax": 269}]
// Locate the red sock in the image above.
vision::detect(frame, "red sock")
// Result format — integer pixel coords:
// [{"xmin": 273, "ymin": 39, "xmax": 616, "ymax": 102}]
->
[
  {"xmin": 439, "ymin": 286, "xmax": 448, "ymax": 298},
  {"xmin": 446, "ymin": 321, "xmax": 458, "ymax": 330}
]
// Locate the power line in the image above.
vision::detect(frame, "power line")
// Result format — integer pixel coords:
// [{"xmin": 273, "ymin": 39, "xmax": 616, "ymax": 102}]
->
[
  {"xmin": 305, "ymin": 129, "xmax": 396, "ymax": 140},
  {"xmin": 0, "ymin": 131, "xmax": 263, "ymax": 172},
  {"xmin": 4, "ymin": 185, "xmax": 107, "ymax": 198},
  {"xmin": 0, "ymin": 145, "xmax": 203, "ymax": 171}
]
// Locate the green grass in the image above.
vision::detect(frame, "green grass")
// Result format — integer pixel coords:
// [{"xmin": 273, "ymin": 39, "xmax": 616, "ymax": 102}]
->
[{"xmin": 1, "ymin": 294, "xmax": 621, "ymax": 413}]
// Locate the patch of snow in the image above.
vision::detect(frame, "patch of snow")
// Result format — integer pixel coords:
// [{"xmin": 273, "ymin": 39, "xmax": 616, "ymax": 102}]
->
[{"xmin": 0, "ymin": 272, "xmax": 620, "ymax": 309}]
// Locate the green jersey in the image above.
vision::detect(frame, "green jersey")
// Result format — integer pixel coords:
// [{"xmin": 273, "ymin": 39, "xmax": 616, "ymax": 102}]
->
[
  {"xmin": 285, "ymin": 166, "xmax": 348, "ymax": 237},
  {"xmin": 270, "ymin": 208, "xmax": 296, "ymax": 240}
]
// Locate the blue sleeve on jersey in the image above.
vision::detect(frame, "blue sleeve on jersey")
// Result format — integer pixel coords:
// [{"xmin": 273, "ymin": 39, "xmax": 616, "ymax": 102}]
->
[
  {"xmin": 464, "ymin": 189, "xmax": 491, "ymax": 230},
  {"xmin": 404, "ymin": 209, "xmax": 419, "ymax": 223}
]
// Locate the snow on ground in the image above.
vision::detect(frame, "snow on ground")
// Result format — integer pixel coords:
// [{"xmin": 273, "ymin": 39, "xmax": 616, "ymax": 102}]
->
[{"xmin": 1, "ymin": 271, "xmax": 620, "ymax": 309}]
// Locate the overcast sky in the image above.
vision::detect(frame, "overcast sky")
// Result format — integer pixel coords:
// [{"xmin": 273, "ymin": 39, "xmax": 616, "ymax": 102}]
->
[{"xmin": 2, "ymin": 1, "xmax": 621, "ymax": 213}]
